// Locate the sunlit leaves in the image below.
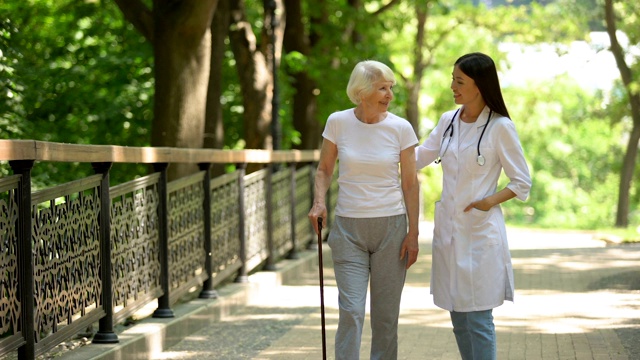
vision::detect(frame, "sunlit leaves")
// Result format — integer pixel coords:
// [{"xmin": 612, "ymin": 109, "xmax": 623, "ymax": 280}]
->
[
  {"xmin": 1, "ymin": 0, "xmax": 154, "ymax": 185},
  {"xmin": 0, "ymin": 0, "xmax": 637, "ymax": 227}
]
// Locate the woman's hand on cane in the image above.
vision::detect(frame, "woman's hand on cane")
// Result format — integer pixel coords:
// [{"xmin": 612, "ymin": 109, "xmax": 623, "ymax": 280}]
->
[{"xmin": 308, "ymin": 201, "xmax": 328, "ymax": 235}]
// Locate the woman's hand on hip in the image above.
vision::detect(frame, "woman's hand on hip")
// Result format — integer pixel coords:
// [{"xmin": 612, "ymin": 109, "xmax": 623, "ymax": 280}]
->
[{"xmin": 464, "ymin": 198, "xmax": 492, "ymax": 212}]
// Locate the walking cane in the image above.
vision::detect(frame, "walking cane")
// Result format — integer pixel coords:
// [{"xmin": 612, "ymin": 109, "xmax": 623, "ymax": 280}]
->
[{"xmin": 317, "ymin": 217, "xmax": 327, "ymax": 360}]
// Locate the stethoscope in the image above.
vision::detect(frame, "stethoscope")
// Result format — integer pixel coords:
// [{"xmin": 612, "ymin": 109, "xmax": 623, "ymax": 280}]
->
[{"xmin": 435, "ymin": 108, "xmax": 493, "ymax": 166}]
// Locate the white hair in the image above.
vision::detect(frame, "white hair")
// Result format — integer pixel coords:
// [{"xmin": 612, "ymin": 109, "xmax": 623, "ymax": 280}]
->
[{"xmin": 346, "ymin": 60, "xmax": 396, "ymax": 105}]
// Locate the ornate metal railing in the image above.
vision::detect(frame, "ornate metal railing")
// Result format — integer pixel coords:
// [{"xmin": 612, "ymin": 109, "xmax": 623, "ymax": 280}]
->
[{"xmin": 0, "ymin": 140, "xmax": 337, "ymax": 360}]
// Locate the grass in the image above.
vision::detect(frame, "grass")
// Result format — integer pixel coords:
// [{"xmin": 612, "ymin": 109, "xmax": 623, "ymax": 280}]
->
[
  {"xmin": 593, "ymin": 226, "xmax": 640, "ymax": 244},
  {"xmin": 505, "ymin": 222, "xmax": 640, "ymax": 244}
]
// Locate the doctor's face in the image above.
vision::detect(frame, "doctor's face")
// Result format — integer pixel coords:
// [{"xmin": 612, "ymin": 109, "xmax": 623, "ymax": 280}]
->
[{"xmin": 451, "ymin": 65, "xmax": 481, "ymax": 105}]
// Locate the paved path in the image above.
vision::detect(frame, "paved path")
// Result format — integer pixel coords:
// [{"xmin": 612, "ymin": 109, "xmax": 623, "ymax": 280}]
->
[{"xmin": 62, "ymin": 222, "xmax": 640, "ymax": 360}]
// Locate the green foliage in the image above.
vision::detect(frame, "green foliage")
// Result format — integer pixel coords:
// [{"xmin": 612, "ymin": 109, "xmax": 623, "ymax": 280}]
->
[
  {"xmin": 407, "ymin": 0, "xmax": 637, "ymax": 229},
  {"xmin": 0, "ymin": 17, "xmax": 25, "ymax": 136},
  {"xmin": 420, "ymin": 74, "xmax": 626, "ymax": 229},
  {"xmin": 1, "ymin": 0, "xmax": 154, "ymax": 185},
  {"xmin": 0, "ymin": 0, "xmax": 638, "ymax": 229},
  {"xmin": 4, "ymin": 1, "xmax": 153, "ymax": 145},
  {"xmin": 503, "ymin": 76, "xmax": 624, "ymax": 229},
  {"xmin": 419, "ymin": 165, "xmax": 443, "ymax": 221}
]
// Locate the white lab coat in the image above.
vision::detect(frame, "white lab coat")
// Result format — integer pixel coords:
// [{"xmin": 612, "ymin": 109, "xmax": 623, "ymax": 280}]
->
[{"xmin": 416, "ymin": 106, "xmax": 531, "ymax": 312}]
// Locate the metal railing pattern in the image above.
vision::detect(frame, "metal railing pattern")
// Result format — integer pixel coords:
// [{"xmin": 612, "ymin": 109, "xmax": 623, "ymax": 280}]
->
[
  {"xmin": 271, "ymin": 166, "xmax": 294, "ymax": 260},
  {"xmin": 0, "ymin": 175, "xmax": 24, "ymax": 358},
  {"xmin": 209, "ymin": 171, "xmax": 242, "ymax": 287},
  {"xmin": 30, "ymin": 175, "xmax": 105, "ymax": 357},
  {"xmin": 167, "ymin": 171, "xmax": 208, "ymax": 305},
  {"xmin": 110, "ymin": 173, "xmax": 162, "ymax": 324},
  {"xmin": 0, "ymin": 142, "xmax": 335, "ymax": 360},
  {"xmin": 294, "ymin": 166, "xmax": 313, "ymax": 254}
]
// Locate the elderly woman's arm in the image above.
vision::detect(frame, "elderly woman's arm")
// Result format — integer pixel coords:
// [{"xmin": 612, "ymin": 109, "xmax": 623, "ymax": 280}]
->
[
  {"xmin": 308, "ymin": 139, "xmax": 338, "ymax": 235},
  {"xmin": 400, "ymin": 145, "xmax": 420, "ymax": 269}
]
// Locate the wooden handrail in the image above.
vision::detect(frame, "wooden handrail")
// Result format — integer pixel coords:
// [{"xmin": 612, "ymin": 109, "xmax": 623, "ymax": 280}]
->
[
  {"xmin": 0, "ymin": 139, "xmax": 333, "ymax": 360},
  {"xmin": 0, "ymin": 140, "xmax": 320, "ymax": 163}
]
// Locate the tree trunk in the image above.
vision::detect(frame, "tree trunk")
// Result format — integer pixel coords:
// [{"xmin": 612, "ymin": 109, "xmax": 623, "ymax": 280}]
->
[
  {"xmin": 206, "ymin": 0, "xmax": 231, "ymax": 177},
  {"xmin": 228, "ymin": 0, "xmax": 284, "ymax": 173},
  {"xmin": 617, "ymin": 125, "xmax": 640, "ymax": 227},
  {"xmin": 345, "ymin": 0, "xmax": 363, "ymax": 45},
  {"xmin": 405, "ymin": 82, "xmax": 421, "ymax": 137},
  {"xmin": 228, "ymin": 0, "xmax": 272, "ymax": 152},
  {"xmin": 229, "ymin": 5, "xmax": 273, "ymax": 149},
  {"xmin": 283, "ymin": 0, "xmax": 320, "ymax": 150},
  {"xmin": 605, "ymin": 0, "xmax": 640, "ymax": 227},
  {"xmin": 291, "ymin": 72, "xmax": 320, "ymax": 150},
  {"xmin": 404, "ymin": 5, "xmax": 428, "ymax": 138},
  {"xmin": 114, "ymin": 0, "xmax": 219, "ymax": 180}
]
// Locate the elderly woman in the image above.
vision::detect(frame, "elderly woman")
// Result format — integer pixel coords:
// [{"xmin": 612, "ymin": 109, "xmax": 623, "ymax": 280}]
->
[{"xmin": 308, "ymin": 60, "xmax": 420, "ymax": 360}]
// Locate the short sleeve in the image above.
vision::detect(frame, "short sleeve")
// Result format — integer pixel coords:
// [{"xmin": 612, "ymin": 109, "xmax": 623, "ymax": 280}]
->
[
  {"xmin": 322, "ymin": 114, "xmax": 338, "ymax": 144},
  {"xmin": 400, "ymin": 121, "xmax": 419, "ymax": 151}
]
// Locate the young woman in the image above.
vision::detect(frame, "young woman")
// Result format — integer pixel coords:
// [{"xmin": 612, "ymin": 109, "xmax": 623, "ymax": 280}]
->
[{"xmin": 416, "ymin": 52, "xmax": 532, "ymax": 359}]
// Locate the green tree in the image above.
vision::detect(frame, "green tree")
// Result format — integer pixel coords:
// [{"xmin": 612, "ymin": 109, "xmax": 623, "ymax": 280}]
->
[
  {"xmin": 280, "ymin": 0, "xmax": 405, "ymax": 150},
  {"xmin": 113, "ymin": 0, "xmax": 218, "ymax": 179},
  {"xmin": 0, "ymin": 0, "xmax": 154, "ymax": 186},
  {"xmin": 282, "ymin": 0, "xmax": 321, "ymax": 150},
  {"xmin": 2, "ymin": 0, "xmax": 636, "ymax": 231},
  {"xmin": 0, "ymin": 1, "xmax": 153, "ymax": 145},
  {"xmin": 604, "ymin": 0, "xmax": 640, "ymax": 227},
  {"xmin": 204, "ymin": 0, "xmax": 229, "ymax": 149},
  {"xmin": 1, "ymin": 17, "xmax": 24, "ymax": 139},
  {"xmin": 504, "ymin": 78, "xmax": 623, "ymax": 228},
  {"xmin": 227, "ymin": 0, "xmax": 284, "ymax": 155}
]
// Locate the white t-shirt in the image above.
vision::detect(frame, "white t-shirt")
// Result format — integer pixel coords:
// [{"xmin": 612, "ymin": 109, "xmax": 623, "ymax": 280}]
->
[{"xmin": 323, "ymin": 109, "xmax": 418, "ymax": 218}]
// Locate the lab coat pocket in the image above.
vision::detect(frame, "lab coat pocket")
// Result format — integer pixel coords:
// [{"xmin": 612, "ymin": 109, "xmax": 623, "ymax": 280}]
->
[{"xmin": 469, "ymin": 207, "xmax": 499, "ymax": 246}]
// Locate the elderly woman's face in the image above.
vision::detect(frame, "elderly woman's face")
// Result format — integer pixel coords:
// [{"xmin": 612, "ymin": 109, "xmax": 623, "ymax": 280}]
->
[{"xmin": 361, "ymin": 79, "xmax": 394, "ymax": 112}]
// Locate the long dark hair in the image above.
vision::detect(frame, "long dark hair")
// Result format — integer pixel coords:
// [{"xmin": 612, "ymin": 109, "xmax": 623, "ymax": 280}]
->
[{"xmin": 455, "ymin": 52, "xmax": 510, "ymax": 119}]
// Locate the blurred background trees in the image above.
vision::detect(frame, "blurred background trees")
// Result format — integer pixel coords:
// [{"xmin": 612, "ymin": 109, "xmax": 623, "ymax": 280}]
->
[{"xmin": 1, "ymin": 0, "xmax": 638, "ymax": 231}]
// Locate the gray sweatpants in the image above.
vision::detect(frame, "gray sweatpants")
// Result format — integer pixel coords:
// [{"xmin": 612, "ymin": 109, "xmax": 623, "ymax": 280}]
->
[{"xmin": 328, "ymin": 215, "xmax": 408, "ymax": 360}]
